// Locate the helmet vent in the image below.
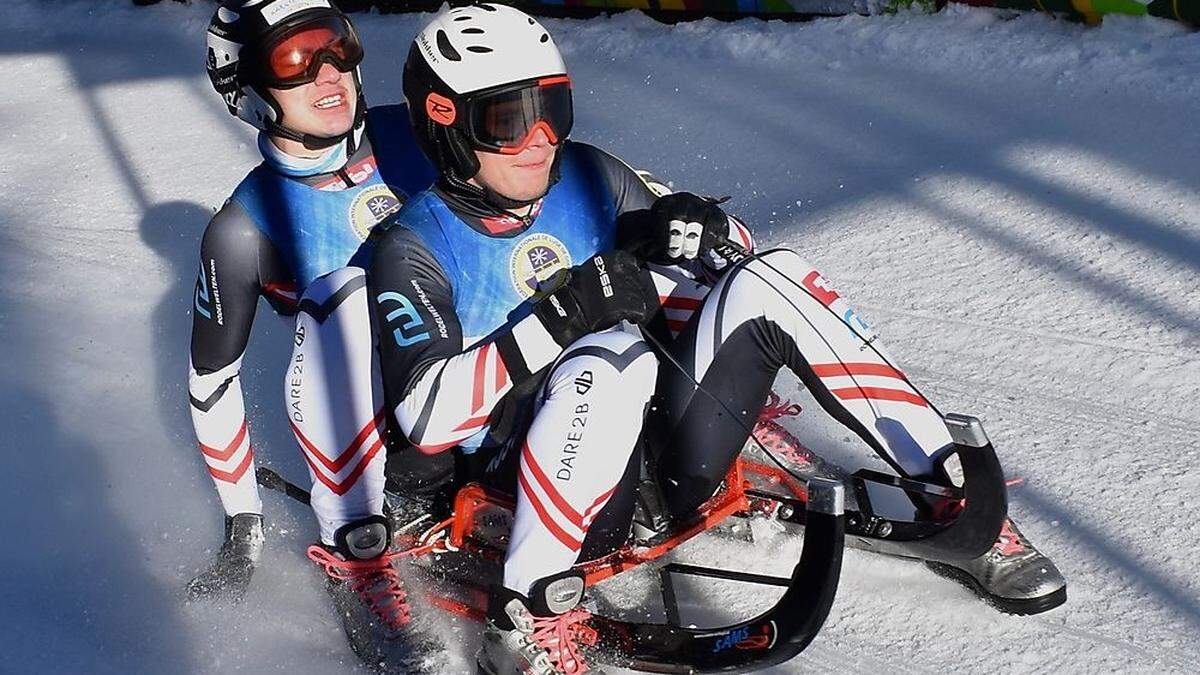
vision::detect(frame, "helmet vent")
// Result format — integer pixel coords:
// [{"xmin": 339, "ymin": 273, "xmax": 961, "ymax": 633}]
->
[
  {"xmin": 528, "ymin": 17, "xmax": 535, "ymax": 24},
  {"xmin": 460, "ymin": 27, "xmax": 484, "ymax": 34},
  {"xmin": 466, "ymin": 45, "xmax": 493, "ymax": 54},
  {"xmin": 540, "ymin": 34, "xmax": 549, "ymax": 43},
  {"xmin": 454, "ymin": 16, "xmax": 472, "ymax": 21},
  {"xmin": 478, "ymin": 3, "xmax": 497, "ymax": 10},
  {"xmin": 435, "ymin": 30, "xmax": 462, "ymax": 62}
]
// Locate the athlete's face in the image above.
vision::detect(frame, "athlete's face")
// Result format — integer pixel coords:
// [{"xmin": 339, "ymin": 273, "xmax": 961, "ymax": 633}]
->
[
  {"xmin": 471, "ymin": 127, "xmax": 557, "ymax": 206},
  {"xmin": 268, "ymin": 62, "xmax": 357, "ymax": 147}
]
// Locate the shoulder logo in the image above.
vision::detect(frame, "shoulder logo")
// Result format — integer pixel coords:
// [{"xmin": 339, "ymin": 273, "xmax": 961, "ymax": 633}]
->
[
  {"xmin": 508, "ymin": 233, "xmax": 572, "ymax": 300},
  {"xmin": 376, "ymin": 292, "xmax": 430, "ymax": 347},
  {"xmin": 349, "ymin": 183, "xmax": 402, "ymax": 241}
]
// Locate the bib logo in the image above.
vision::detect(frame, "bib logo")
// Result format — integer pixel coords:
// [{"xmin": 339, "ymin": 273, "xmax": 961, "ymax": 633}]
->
[
  {"xmin": 349, "ymin": 184, "xmax": 401, "ymax": 241},
  {"xmin": 508, "ymin": 233, "xmax": 572, "ymax": 300}
]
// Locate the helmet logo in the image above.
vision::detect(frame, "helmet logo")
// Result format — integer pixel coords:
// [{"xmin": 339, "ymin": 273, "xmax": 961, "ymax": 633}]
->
[{"xmin": 426, "ymin": 93, "xmax": 457, "ymax": 126}]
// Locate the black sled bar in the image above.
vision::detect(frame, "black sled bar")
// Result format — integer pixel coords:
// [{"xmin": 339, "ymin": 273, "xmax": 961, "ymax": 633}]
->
[
  {"xmin": 589, "ymin": 478, "xmax": 845, "ymax": 674},
  {"xmin": 256, "ymin": 466, "xmax": 311, "ymax": 505},
  {"xmin": 845, "ymin": 413, "xmax": 1008, "ymax": 563}
]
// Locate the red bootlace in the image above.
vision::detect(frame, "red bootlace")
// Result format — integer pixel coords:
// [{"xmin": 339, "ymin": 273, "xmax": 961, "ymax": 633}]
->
[
  {"xmin": 759, "ymin": 391, "xmax": 802, "ymax": 422},
  {"xmin": 528, "ymin": 608, "xmax": 592, "ymax": 675},
  {"xmin": 754, "ymin": 392, "xmax": 817, "ymax": 470},
  {"xmin": 306, "ymin": 545, "xmax": 411, "ymax": 629},
  {"xmin": 993, "ymin": 519, "xmax": 1027, "ymax": 557}
]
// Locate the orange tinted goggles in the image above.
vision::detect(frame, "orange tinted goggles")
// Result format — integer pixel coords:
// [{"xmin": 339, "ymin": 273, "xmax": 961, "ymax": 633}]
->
[
  {"xmin": 257, "ymin": 16, "xmax": 363, "ymax": 88},
  {"xmin": 466, "ymin": 77, "xmax": 573, "ymax": 154}
]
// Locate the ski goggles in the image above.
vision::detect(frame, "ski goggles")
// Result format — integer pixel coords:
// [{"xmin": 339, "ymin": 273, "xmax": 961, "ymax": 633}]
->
[
  {"xmin": 251, "ymin": 15, "xmax": 364, "ymax": 89},
  {"xmin": 458, "ymin": 77, "xmax": 574, "ymax": 154}
]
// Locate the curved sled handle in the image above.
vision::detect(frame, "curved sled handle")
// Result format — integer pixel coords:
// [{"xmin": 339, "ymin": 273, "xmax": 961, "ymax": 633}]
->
[
  {"xmin": 849, "ymin": 414, "xmax": 1008, "ymax": 563},
  {"xmin": 592, "ymin": 478, "xmax": 846, "ymax": 674}
]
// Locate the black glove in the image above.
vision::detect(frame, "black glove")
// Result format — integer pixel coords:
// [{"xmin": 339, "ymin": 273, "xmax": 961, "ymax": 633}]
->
[
  {"xmin": 532, "ymin": 250, "xmax": 655, "ymax": 347},
  {"xmin": 648, "ymin": 192, "xmax": 729, "ymax": 263}
]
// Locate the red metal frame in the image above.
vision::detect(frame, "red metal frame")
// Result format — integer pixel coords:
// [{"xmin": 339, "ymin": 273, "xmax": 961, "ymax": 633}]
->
[
  {"xmin": 433, "ymin": 456, "xmax": 811, "ymax": 588},
  {"xmin": 398, "ymin": 455, "xmax": 817, "ymax": 629},
  {"xmin": 448, "ymin": 483, "xmax": 515, "ymax": 549}
]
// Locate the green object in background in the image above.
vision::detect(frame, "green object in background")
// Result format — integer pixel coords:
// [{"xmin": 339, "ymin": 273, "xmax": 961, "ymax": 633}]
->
[
  {"xmin": 1070, "ymin": 0, "xmax": 1148, "ymax": 23},
  {"xmin": 884, "ymin": 0, "xmax": 942, "ymax": 13},
  {"xmin": 947, "ymin": 0, "xmax": 1194, "ymax": 25},
  {"xmin": 1088, "ymin": 0, "xmax": 1149, "ymax": 14}
]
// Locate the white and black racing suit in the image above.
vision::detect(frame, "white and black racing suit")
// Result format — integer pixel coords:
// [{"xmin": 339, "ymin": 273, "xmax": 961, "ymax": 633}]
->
[
  {"xmin": 301, "ymin": 140, "xmax": 953, "ymax": 594},
  {"xmin": 187, "ymin": 105, "xmax": 438, "ymax": 544}
]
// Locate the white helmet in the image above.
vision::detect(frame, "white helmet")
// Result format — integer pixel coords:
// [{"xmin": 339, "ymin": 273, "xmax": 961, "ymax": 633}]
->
[{"xmin": 403, "ymin": 3, "xmax": 573, "ymax": 181}]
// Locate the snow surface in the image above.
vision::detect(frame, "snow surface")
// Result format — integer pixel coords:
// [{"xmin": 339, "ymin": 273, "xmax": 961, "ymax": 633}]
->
[{"xmin": 2, "ymin": 1, "xmax": 1198, "ymax": 672}]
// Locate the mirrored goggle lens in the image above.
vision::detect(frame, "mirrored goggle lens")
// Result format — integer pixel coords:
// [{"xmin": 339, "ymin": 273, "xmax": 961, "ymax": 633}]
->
[
  {"xmin": 468, "ymin": 79, "xmax": 573, "ymax": 151},
  {"xmin": 264, "ymin": 17, "xmax": 362, "ymax": 86}
]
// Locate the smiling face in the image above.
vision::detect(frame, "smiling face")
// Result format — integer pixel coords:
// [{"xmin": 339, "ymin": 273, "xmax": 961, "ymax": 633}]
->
[
  {"xmin": 470, "ymin": 126, "xmax": 558, "ymax": 207},
  {"xmin": 267, "ymin": 62, "xmax": 357, "ymax": 156}
]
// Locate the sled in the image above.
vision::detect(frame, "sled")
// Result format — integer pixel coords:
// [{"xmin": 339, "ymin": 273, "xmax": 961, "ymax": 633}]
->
[{"xmin": 257, "ymin": 411, "xmax": 1006, "ymax": 673}]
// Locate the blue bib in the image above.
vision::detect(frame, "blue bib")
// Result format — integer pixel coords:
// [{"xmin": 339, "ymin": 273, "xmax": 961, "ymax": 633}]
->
[
  {"xmin": 231, "ymin": 105, "xmax": 435, "ymax": 293},
  {"xmin": 398, "ymin": 145, "xmax": 618, "ymax": 344}
]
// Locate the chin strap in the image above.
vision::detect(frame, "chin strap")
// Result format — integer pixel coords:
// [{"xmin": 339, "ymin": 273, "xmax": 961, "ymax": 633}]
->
[
  {"xmin": 261, "ymin": 81, "xmax": 368, "ymax": 153},
  {"xmin": 267, "ymin": 121, "xmax": 344, "ymax": 151},
  {"xmin": 439, "ymin": 149, "xmax": 564, "ymax": 218},
  {"xmin": 270, "ymin": 96, "xmax": 366, "ymax": 153}
]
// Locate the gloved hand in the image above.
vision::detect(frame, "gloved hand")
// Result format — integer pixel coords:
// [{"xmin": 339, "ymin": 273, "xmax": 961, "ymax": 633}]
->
[
  {"xmin": 648, "ymin": 192, "xmax": 729, "ymax": 262},
  {"xmin": 532, "ymin": 250, "xmax": 655, "ymax": 347}
]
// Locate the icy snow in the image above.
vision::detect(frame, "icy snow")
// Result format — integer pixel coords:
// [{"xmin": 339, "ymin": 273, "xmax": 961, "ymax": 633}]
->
[{"xmin": 1, "ymin": 1, "xmax": 1198, "ymax": 672}]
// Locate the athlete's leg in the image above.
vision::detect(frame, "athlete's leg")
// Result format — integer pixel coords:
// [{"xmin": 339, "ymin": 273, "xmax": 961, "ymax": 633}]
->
[
  {"xmin": 502, "ymin": 327, "xmax": 657, "ymax": 596},
  {"xmin": 652, "ymin": 250, "xmax": 1067, "ymax": 613},
  {"xmin": 655, "ymin": 249, "xmax": 954, "ymax": 518},
  {"xmin": 286, "ymin": 267, "xmax": 387, "ymax": 545}
]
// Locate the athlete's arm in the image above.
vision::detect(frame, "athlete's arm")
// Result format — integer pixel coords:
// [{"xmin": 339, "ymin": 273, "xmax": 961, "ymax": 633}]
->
[
  {"xmin": 370, "ymin": 227, "xmax": 564, "ymax": 454},
  {"xmin": 576, "ymin": 142, "xmax": 755, "ymax": 266},
  {"xmin": 188, "ymin": 201, "xmax": 295, "ymax": 516}
]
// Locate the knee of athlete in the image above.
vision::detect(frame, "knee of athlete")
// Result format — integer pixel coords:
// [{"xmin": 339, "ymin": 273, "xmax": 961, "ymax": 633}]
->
[
  {"xmin": 190, "ymin": 359, "xmax": 240, "ymax": 403},
  {"xmin": 594, "ymin": 350, "xmax": 658, "ymax": 405},
  {"xmin": 552, "ymin": 333, "xmax": 658, "ymax": 405},
  {"xmin": 188, "ymin": 364, "xmax": 212, "ymax": 391}
]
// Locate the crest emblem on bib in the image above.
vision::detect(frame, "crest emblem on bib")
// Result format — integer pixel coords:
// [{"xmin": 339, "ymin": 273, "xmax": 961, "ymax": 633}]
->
[
  {"xmin": 349, "ymin": 184, "xmax": 402, "ymax": 241},
  {"xmin": 509, "ymin": 233, "xmax": 572, "ymax": 299}
]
